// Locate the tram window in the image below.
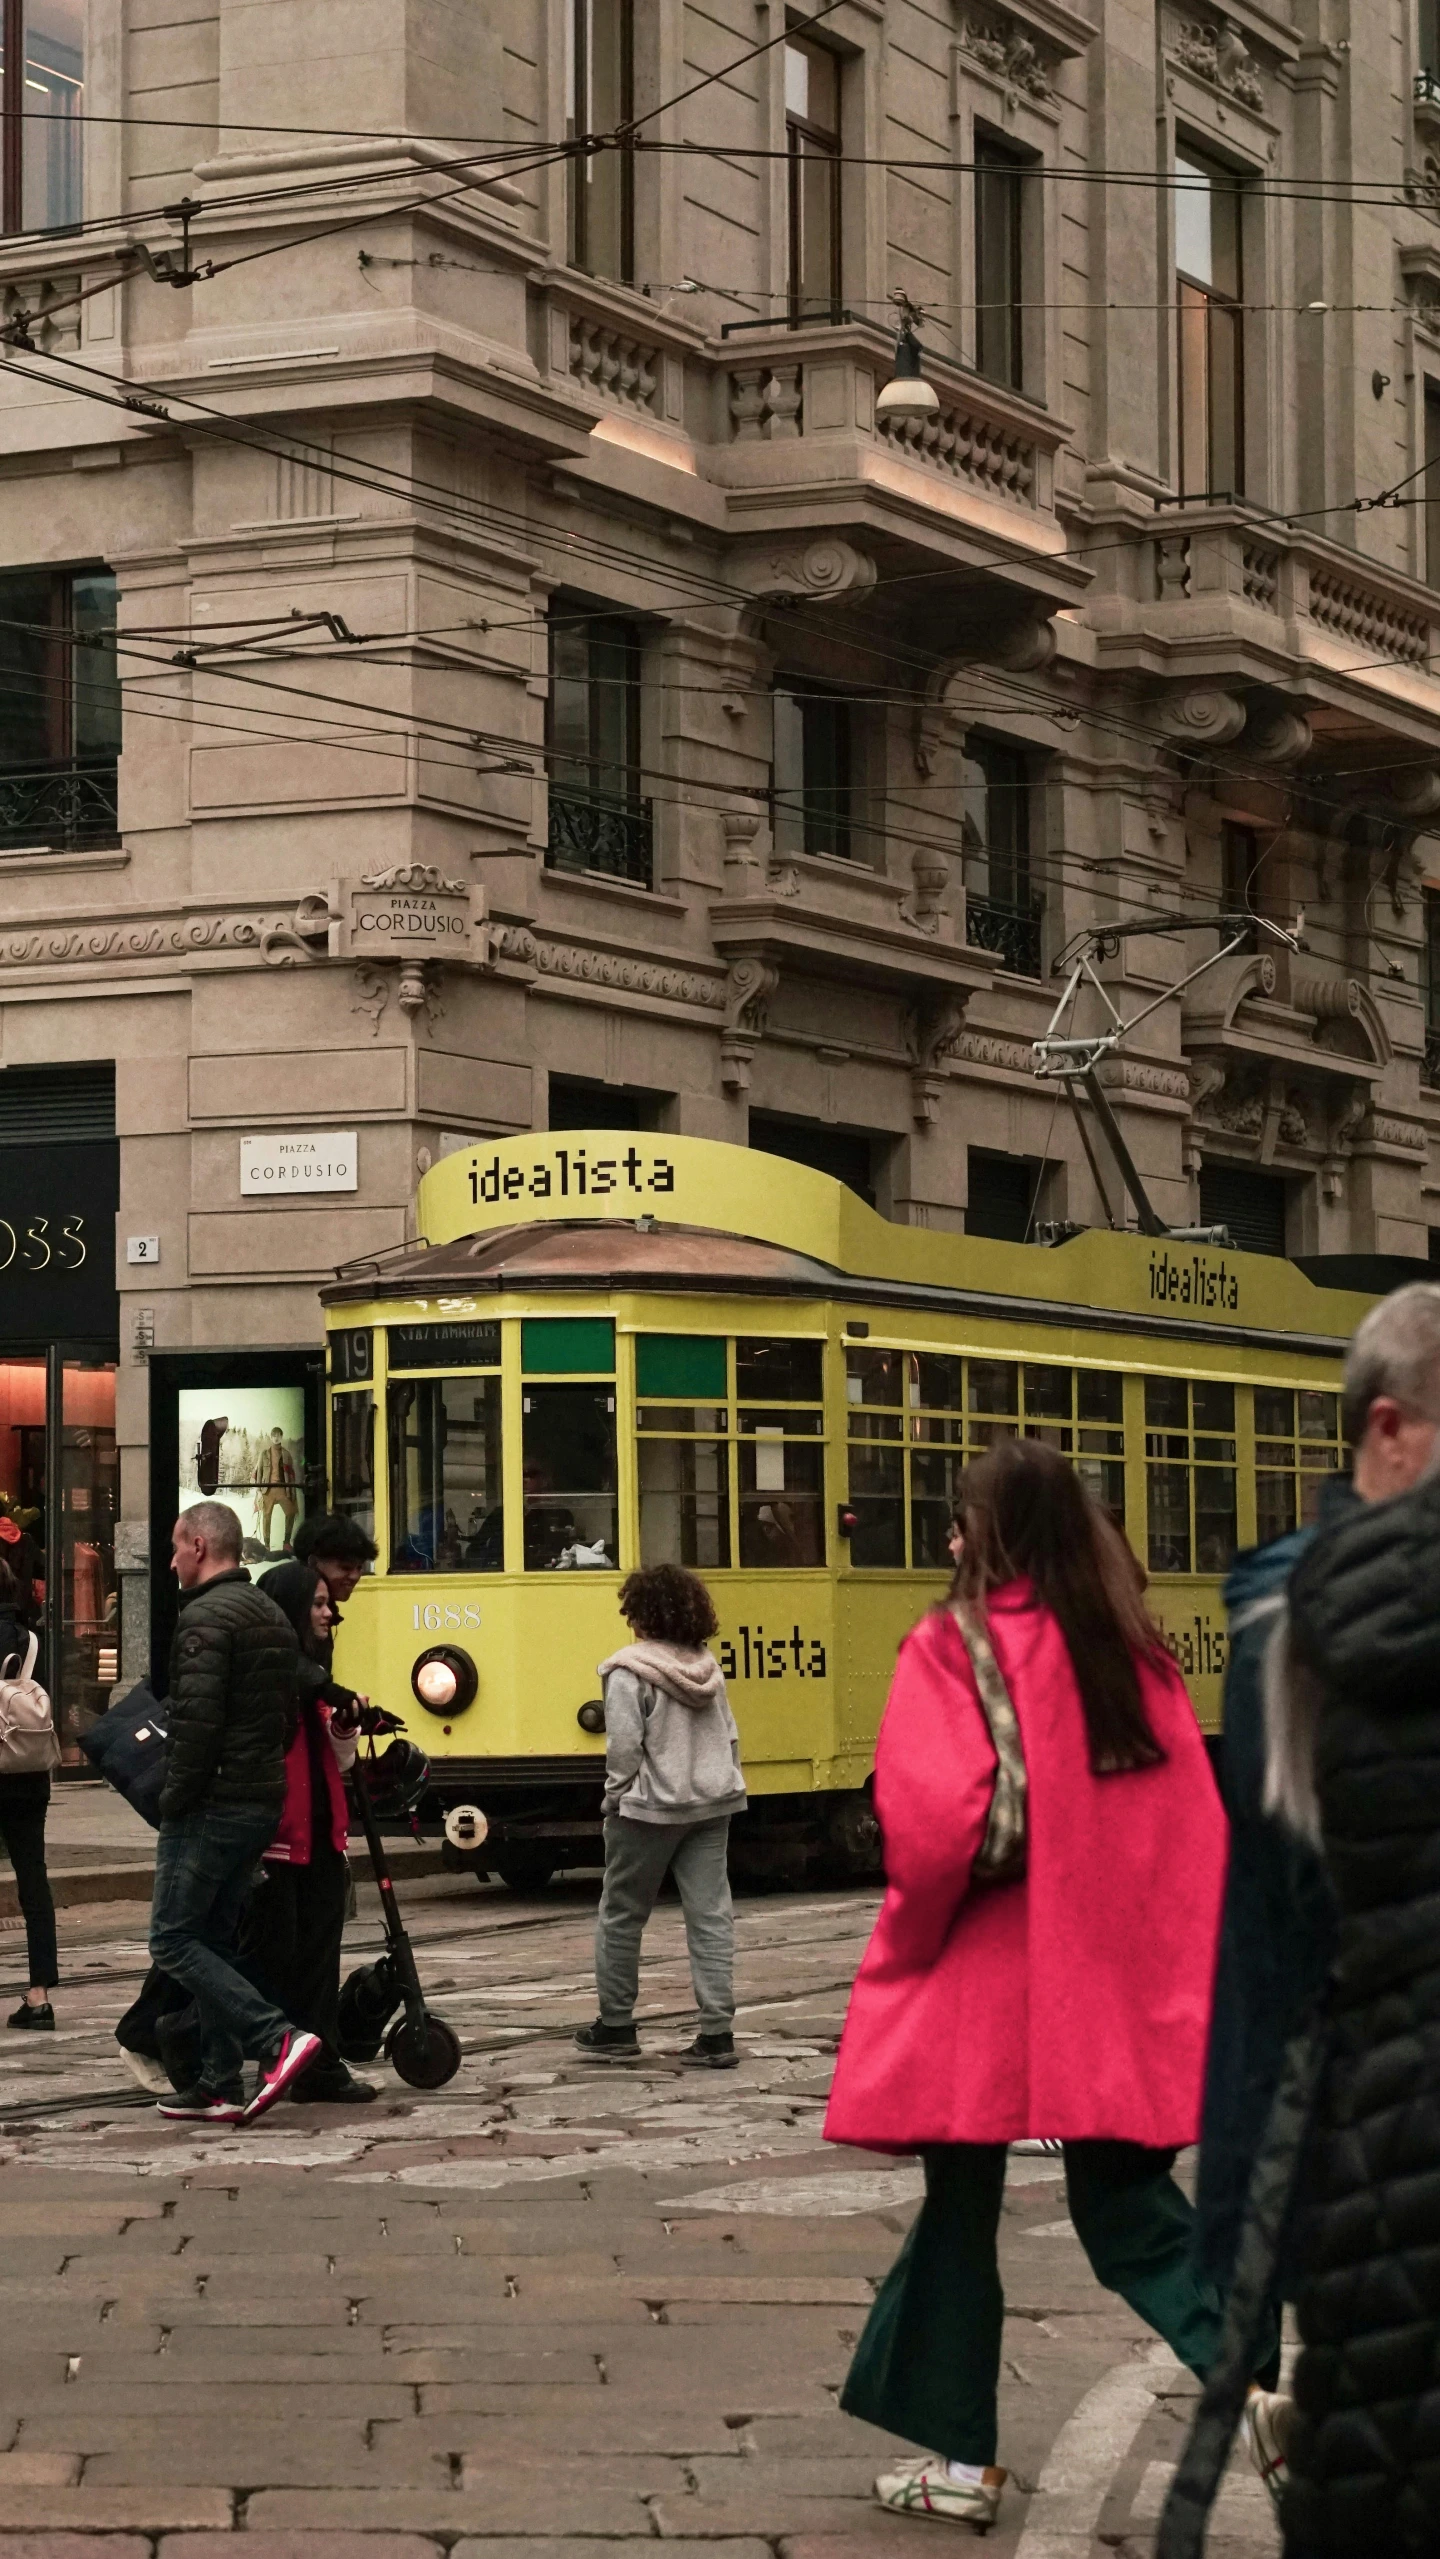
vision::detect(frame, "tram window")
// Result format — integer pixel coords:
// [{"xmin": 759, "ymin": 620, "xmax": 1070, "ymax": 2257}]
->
[
  {"xmin": 1255, "ymin": 1385, "xmax": 1343, "ymax": 1541},
  {"xmin": 387, "ymin": 1378, "xmax": 502, "ymax": 1573},
  {"xmin": 637, "ymin": 1406, "xmax": 726, "ymax": 1433},
  {"xmin": 968, "ymin": 1359, "xmax": 1018, "ymax": 1416},
  {"xmin": 912, "ymin": 1447, "xmax": 964, "ymax": 1568},
  {"xmin": 736, "ymin": 1338, "xmax": 823, "ymax": 1402},
  {"xmin": 331, "ymin": 1391, "xmax": 375, "ymax": 1546},
  {"xmin": 1024, "ymin": 1365, "xmax": 1071, "ymax": 1421},
  {"xmin": 846, "ymin": 1347, "xmax": 905, "ymax": 1406},
  {"xmin": 1077, "ymin": 1369, "xmax": 1123, "ymax": 1424},
  {"xmin": 913, "ymin": 1352, "xmax": 962, "ymax": 1410},
  {"xmin": 521, "ymin": 1383, "xmax": 617, "ymax": 1569},
  {"xmin": 522, "ymin": 1317, "xmax": 615, "ymax": 1375},
  {"xmin": 739, "ymin": 1408, "xmax": 824, "ymax": 1435},
  {"xmin": 1144, "ymin": 1376, "xmax": 1237, "ymax": 1575},
  {"xmin": 638, "ymin": 1437, "xmax": 730, "ymax": 1569},
  {"xmin": 738, "ymin": 1436, "xmax": 825, "ymax": 1566},
  {"xmin": 848, "ymin": 1441, "xmax": 905, "ymax": 1567}
]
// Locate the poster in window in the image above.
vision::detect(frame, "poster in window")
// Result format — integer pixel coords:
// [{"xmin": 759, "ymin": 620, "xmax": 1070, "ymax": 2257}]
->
[{"xmin": 176, "ymin": 1386, "xmax": 306, "ymax": 1562}]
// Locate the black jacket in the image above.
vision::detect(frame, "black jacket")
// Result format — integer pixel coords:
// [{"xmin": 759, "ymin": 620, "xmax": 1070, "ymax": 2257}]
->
[
  {"xmin": 1193, "ymin": 1525, "xmax": 1337, "ymax": 2296},
  {"xmin": 161, "ymin": 1568, "xmax": 299, "ymax": 1822},
  {"xmin": 1278, "ymin": 1472, "xmax": 1440, "ymax": 2555}
]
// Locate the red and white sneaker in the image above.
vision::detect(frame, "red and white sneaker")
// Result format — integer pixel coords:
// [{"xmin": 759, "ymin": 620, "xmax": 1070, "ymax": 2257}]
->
[{"xmin": 240, "ymin": 2029, "xmax": 322, "ymax": 2124}]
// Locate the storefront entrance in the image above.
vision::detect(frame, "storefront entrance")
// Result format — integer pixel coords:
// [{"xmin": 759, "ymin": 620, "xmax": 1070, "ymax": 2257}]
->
[
  {"xmin": 0, "ymin": 1075, "xmax": 121, "ymax": 1756},
  {"xmin": 0, "ymin": 1351, "xmax": 119, "ymax": 1752}
]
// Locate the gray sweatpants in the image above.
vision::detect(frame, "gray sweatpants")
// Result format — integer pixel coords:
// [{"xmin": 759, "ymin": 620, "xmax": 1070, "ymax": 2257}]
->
[{"xmin": 594, "ymin": 1813, "xmax": 734, "ymax": 2036}]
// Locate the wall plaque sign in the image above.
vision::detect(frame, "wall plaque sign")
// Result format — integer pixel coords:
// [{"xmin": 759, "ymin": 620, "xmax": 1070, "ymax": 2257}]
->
[
  {"xmin": 333, "ymin": 865, "xmax": 485, "ymax": 963},
  {"xmin": 240, "ymin": 1132, "xmax": 358, "ymax": 1194}
]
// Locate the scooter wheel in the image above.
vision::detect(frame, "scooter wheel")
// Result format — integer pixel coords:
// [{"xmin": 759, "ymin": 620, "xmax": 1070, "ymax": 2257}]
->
[{"xmin": 386, "ymin": 2011, "xmax": 463, "ymax": 2088}]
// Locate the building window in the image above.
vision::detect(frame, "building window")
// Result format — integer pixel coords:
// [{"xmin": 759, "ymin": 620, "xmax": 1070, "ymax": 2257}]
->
[
  {"xmin": 1145, "ymin": 1376, "xmax": 1237, "ymax": 1575},
  {"xmin": 961, "ymin": 736, "xmax": 1042, "ymax": 975},
  {"xmin": 0, "ymin": 565, "xmax": 119, "ymax": 851},
  {"xmin": 546, "ymin": 604, "xmax": 652, "ymax": 885},
  {"xmin": 1426, "ymin": 384, "xmax": 1440, "ymax": 587},
  {"xmin": 1175, "ymin": 149, "xmax": 1244, "ymax": 500},
  {"xmin": 566, "ymin": 0, "xmax": 634, "ymax": 282},
  {"xmin": 967, "ymin": 1149, "xmax": 1042, "ymax": 1242},
  {"xmin": 785, "ymin": 34, "xmax": 842, "ymax": 322},
  {"xmin": 974, "ymin": 135, "xmax": 1026, "ymax": 392},
  {"xmin": 1425, "ymin": 887, "xmax": 1440, "ymax": 1086},
  {"xmin": 1221, "ymin": 820, "xmax": 1261, "ymax": 952},
  {"xmin": 1421, "ymin": 0, "xmax": 1440, "ymax": 95},
  {"xmin": 749, "ymin": 1113, "xmax": 875, "ymax": 1207},
  {"xmin": 0, "ymin": 1, "xmax": 83, "ymax": 234},
  {"xmin": 548, "ymin": 1079, "xmax": 658, "ymax": 1131},
  {"xmin": 772, "ymin": 680, "xmax": 851, "ymax": 861},
  {"xmin": 1198, "ymin": 1161, "xmax": 1287, "ymax": 1255}
]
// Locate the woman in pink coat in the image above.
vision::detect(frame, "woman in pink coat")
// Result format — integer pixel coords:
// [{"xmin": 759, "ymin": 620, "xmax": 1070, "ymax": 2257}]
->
[{"xmin": 826, "ymin": 1440, "xmax": 1232, "ymax": 2534}]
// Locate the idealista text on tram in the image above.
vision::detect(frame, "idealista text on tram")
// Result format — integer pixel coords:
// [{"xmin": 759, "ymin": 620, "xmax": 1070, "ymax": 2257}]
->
[{"xmin": 469, "ymin": 1145, "xmax": 675, "ymax": 1205}]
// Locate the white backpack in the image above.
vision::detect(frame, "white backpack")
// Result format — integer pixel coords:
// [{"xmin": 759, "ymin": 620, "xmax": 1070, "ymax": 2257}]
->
[{"xmin": 0, "ymin": 1633, "xmax": 60, "ymax": 1775}]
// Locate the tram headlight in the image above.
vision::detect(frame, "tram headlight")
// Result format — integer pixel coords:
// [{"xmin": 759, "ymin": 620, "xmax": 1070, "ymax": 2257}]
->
[{"xmin": 411, "ymin": 1645, "xmax": 478, "ymax": 1716}]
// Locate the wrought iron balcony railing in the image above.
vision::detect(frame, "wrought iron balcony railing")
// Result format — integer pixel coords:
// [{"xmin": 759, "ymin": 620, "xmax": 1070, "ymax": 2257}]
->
[
  {"xmin": 965, "ymin": 888, "xmax": 1044, "ymax": 979},
  {"xmin": 0, "ymin": 758, "xmax": 119, "ymax": 853},
  {"xmin": 546, "ymin": 785, "xmax": 654, "ymax": 888}
]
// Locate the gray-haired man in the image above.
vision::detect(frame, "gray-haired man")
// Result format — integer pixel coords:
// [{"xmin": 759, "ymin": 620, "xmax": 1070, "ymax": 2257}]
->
[{"xmin": 147, "ymin": 1502, "xmax": 320, "ymax": 2125}]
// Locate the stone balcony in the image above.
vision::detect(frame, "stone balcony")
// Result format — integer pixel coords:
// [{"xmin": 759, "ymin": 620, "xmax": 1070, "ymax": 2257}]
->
[
  {"xmin": 533, "ymin": 283, "xmax": 1086, "ymax": 604},
  {"xmin": 1085, "ymin": 503, "xmax": 1440, "ymax": 746}
]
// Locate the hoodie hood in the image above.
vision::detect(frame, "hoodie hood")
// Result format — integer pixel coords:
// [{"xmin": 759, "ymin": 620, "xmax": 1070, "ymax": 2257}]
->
[{"xmin": 598, "ymin": 1640, "xmax": 726, "ymax": 1709}]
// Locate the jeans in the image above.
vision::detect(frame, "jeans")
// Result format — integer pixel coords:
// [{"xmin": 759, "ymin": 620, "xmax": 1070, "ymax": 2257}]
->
[
  {"xmin": 842, "ymin": 2141, "xmax": 1246, "ymax": 2466},
  {"xmin": 239, "ymin": 1841, "xmax": 349, "ymax": 2084},
  {"xmin": 0, "ymin": 1775, "xmax": 56, "ymax": 1990},
  {"xmin": 149, "ymin": 1803, "xmax": 291, "ymax": 2093},
  {"xmin": 595, "ymin": 1813, "xmax": 734, "ymax": 2035}
]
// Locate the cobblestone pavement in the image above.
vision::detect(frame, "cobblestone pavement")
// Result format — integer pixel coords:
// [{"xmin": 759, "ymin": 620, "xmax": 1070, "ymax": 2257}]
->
[{"xmin": 0, "ymin": 1874, "xmax": 1277, "ymax": 2558}]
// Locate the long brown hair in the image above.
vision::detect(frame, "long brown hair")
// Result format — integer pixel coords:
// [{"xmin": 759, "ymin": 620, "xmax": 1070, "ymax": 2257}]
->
[{"xmin": 951, "ymin": 1439, "xmax": 1166, "ymax": 1774}]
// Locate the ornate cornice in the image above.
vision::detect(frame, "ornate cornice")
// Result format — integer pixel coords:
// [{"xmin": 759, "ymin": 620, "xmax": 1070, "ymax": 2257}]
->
[{"xmin": 491, "ymin": 922, "xmax": 727, "ymax": 1010}]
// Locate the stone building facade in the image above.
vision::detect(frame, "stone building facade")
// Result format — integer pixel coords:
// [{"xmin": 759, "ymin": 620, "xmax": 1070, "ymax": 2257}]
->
[{"xmin": 2, "ymin": 0, "xmax": 1440, "ymax": 1712}]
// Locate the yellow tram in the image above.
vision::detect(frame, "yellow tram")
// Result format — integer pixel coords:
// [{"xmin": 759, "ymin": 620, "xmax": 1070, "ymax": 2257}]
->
[{"xmin": 322, "ymin": 1130, "xmax": 1373, "ymax": 1885}]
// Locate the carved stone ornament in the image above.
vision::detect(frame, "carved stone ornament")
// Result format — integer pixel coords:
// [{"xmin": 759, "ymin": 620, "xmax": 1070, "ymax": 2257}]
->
[
  {"xmin": 904, "ymin": 993, "xmax": 970, "ymax": 1124},
  {"xmin": 731, "ymin": 538, "xmax": 877, "ymax": 604},
  {"xmin": 1245, "ymin": 708, "xmax": 1313, "ymax": 769},
  {"xmin": 0, "ymin": 897, "xmax": 332, "ymax": 972},
  {"xmin": 1360, "ymin": 1112, "xmax": 1428, "ymax": 1154},
  {"xmin": 1166, "ymin": 11, "xmax": 1266, "ymax": 111},
  {"xmin": 951, "ymin": 1029, "xmax": 1035, "ymax": 1075},
  {"xmin": 490, "ymin": 923, "xmax": 727, "ymax": 1011},
  {"xmin": 1156, "ymin": 687, "xmax": 1248, "ymax": 748},
  {"xmin": 1095, "ymin": 1057, "xmax": 1193, "ymax": 1103},
  {"xmin": 962, "ymin": 14, "xmax": 1052, "ymax": 101},
  {"xmin": 721, "ymin": 956, "xmax": 780, "ymax": 1092}
]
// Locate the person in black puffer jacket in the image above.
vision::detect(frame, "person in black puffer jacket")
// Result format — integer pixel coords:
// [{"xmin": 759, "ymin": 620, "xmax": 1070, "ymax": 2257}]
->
[
  {"xmin": 147, "ymin": 1502, "xmax": 323, "ymax": 2127},
  {"xmin": 1275, "ymin": 1466, "xmax": 1440, "ymax": 2555}
]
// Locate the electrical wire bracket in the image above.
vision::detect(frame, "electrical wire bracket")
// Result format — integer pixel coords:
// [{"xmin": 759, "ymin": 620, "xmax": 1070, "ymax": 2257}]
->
[{"xmin": 1032, "ymin": 909, "xmax": 1306, "ymax": 1241}]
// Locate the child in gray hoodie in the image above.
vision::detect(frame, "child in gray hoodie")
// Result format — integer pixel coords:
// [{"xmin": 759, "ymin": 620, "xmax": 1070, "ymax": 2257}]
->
[{"xmin": 576, "ymin": 1563, "xmax": 745, "ymax": 2069}]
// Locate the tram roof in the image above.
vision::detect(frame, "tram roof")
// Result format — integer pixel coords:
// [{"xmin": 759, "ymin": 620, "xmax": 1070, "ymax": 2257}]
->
[
  {"xmin": 326, "ymin": 1218, "xmax": 845, "ymax": 1301},
  {"xmin": 322, "ymin": 1122, "xmax": 1398, "ymax": 1355}
]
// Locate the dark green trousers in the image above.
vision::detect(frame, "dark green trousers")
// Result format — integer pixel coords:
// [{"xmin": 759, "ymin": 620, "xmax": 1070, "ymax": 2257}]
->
[{"xmin": 842, "ymin": 2142, "xmax": 1229, "ymax": 2466}]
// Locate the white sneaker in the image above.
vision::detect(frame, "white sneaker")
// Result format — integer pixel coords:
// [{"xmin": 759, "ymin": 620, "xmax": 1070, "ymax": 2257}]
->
[
  {"xmin": 1242, "ymin": 2386, "xmax": 1291, "ymax": 2511},
  {"xmin": 118, "ymin": 2047, "xmax": 171, "ymax": 2095},
  {"xmin": 875, "ymin": 2457, "xmax": 1006, "ymax": 2530}
]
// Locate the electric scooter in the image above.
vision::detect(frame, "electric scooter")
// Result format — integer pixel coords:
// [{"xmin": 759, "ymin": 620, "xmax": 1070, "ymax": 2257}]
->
[{"xmin": 337, "ymin": 1710, "xmax": 463, "ymax": 2089}]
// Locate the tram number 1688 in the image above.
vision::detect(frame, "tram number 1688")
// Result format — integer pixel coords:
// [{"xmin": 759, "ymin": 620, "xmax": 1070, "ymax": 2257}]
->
[{"xmin": 411, "ymin": 1602, "xmax": 485, "ymax": 1634}]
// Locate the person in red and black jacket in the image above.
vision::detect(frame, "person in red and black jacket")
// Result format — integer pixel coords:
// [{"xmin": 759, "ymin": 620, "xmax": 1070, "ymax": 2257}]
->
[{"xmin": 238, "ymin": 1562, "xmax": 375, "ymax": 2105}]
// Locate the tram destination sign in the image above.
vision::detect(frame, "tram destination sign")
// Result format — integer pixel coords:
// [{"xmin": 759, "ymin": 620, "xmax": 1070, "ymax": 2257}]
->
[{"xmin": 390, "ymin": 1320, "xmax": 501, "ymax": 1372}]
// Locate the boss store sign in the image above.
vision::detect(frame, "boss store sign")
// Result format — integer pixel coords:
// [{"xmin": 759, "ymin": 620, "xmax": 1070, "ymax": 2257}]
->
[{"xmin": 0, "ymin": 1141, "xmax": 120, "ymax": 1338}]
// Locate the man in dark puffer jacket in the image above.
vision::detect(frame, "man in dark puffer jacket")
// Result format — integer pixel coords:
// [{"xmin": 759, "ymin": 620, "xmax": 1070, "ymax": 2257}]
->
[
  {"xmin": 148, "ymin": 1502, "xmax": 321, "ymax": 2127},
  {"xmin": 1277, "ymin": 1447, "xmax": 1440, "ymax": 2554}
]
